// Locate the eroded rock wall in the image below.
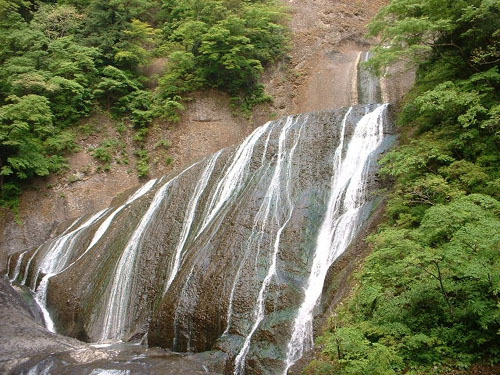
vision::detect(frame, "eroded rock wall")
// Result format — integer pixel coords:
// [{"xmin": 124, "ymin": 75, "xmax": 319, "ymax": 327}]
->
[{"xmin": 8, "ymin": 104, "xmax": 396, "ymax": 374}]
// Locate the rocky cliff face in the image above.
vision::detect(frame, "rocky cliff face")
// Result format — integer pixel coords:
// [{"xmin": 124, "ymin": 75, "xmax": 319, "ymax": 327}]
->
[
  {"xmin": 6, "ymin": 103, "xmax": 396, "ymax": 374},
  {"xmin": 0, "ymin": 0, "xmax": 414, "ymax": 274}
]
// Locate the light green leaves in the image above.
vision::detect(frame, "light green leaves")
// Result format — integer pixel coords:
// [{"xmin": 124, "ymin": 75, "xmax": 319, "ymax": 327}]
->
[{"xmin": 154, "ymin": 0, "xmax": 289, "ymax": 120}]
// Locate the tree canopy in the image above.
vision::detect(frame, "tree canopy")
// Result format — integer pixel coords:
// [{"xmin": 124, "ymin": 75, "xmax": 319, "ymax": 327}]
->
[
  {"xmin": 154, "ymin": 0, "xmax": 289, "ymax": 120},
  {"xmin": 0, "ymin": 0, "xmax": 289, "ymax": 209},
  {"xmin": 308, "ymin": 1, "xmax": 500, "ymax": 374}
]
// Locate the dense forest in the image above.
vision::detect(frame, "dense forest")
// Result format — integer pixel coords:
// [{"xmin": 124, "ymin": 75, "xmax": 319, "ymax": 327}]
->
[
  {"xmin": 308, "ymin": 0, "xmax": 500, "ymax": 374},
  {"xmin": 0, "ymin": 0, "xmax": 289, "ymax": 210}
]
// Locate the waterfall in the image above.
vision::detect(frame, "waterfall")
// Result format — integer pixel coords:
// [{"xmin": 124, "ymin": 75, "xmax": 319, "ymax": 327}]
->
[
  {"xmin": 233, "ymin": 115, "xmax": 306, "ymax": 375},
  {"xmin": 88, "ymin": 178, "xmax": 158, "ymax": 252},
  {"xmin": 100, "ymin": 181, "xmax": 172, "ymax": 341},
  {"xmin": 163, "ymin": 152, "xmax": 221, "ymax": 296},
  {"xmin": 7, "ymin": 178, "xmax": 157, "ymax": 334},
  {"xmin": 358, "ymin": 51, "xmax": 382, "ymax": 105},
  {"xmin": 284, "ymin": 103, "xmax": 389, "ymax": 372},
  {"xmin": 34, "ymin": 210, "xmax": 108, "ymax": 281},
  {"xmin": 21, "ymin": 246, "xmax": 41, "ymax": 286},
  {"xmin": 7, "ymin": 93, "xmax": 393, "ymax": 375},
  {"xmin": 28, "ymin": 217, "xmax": 78, "ymax": 290},
  {"xmin": 100, "ymin": 167, "xmax": 196, "ymax": 342},
  {"xmin": 222, "ymin": 123, "xmax": 277, "ymax": 337},
  {"xmin": 60, "ymin": 178, "xmax": 158, "ymax": 275},
  {"xmin": 172, "ymin": 263, "xmax": 196, "ymax": 350},
  {"xmin": 32, "ymin": 210, "xmax": 108, "ymax": 332},
  {"xmin": 9, "ymin": 250, "xmax": 27, "ymax": 283},
  {"xmin": 196, "ymin": 122, "xmax": 273, "ymax": 239}
]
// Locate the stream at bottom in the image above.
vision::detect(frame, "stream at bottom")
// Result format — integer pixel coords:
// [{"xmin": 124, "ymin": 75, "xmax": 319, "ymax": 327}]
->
[{"xmin": 17, "ymin": 342, "xmax": 227, "ymax": 375}]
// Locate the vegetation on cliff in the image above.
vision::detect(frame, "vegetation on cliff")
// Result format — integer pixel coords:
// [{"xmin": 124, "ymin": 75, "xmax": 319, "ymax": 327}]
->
[
  {"xmin": 0, "ymin": 0, "xmax": 288, "ymax": 210},
  {"xmin": 154, "ymin": 0, "xmax": 289, "ymax": 121},
  {"xmin": 308, "ymin": 0, "xmax": 500, "ymax": 374}
]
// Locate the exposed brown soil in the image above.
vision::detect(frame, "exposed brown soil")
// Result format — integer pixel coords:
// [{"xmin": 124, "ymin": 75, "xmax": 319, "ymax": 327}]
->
[
  {"xmin": 0, "ymin": 0, "xmax": 415, "ymax": 269},
  {"xmin": 468, "ymin": 364, "xmax": 500, "ymax": 375},
  {"xmin": 145, "ymin": 90, "xmax": 256, "ymax": 176}
]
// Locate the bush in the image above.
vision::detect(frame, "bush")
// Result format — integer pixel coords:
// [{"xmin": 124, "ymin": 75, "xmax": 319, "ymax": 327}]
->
[
  {"xmin": 154, "ymin": 0, "xmax": 289, "ymax": 120},
  {"xmin": 134, "ymin": 148, "xmax": 150, "ymax": 177}
]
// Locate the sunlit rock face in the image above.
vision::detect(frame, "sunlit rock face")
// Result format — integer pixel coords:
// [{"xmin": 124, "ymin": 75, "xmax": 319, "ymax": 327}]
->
[{"xmin": 8, "ymin": 102, "xmax": 395, "ymax": 375}]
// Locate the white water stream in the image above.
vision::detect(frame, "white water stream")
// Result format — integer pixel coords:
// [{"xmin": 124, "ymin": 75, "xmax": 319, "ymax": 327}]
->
[
  {"xmin": 163, "ymin": 152, "xmax": 221, "ymax": 296},
  {"xmin": 9, "ymin": 250, "xmax": 27, "ymax": 283},
  {"xmin": 100, "ymin": 167, "xmax": 197, "ymax": 342},
  {"xmin": 233, "ymin": 115, "xmax": 306, "ymax": 375},
  {"xmin": 32, "ymin": 210, "xmax": 108, "ymax": 332},
  {"xmin": 21, "ymin": 246, "xmax": 41, "ymax": 286},
  {"xmin": 284, "ymin": 103, "xmax": 388, "ymax": 373},
  {"xmin": 196, "ymin": 122, "xmax": 273, "ymax": 239},
  {"xmin": 100, "ymin": 182, "xmax": 172, "ymax": 341},
  {"xmin": 60, "ymin": 179, "xmax": 158, "ymax": 276}
]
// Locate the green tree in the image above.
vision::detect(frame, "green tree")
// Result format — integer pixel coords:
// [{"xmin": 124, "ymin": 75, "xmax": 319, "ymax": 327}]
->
[
  {"xmin": 114, "ymin": 19, "xmax": 158, "ymax": 69},
  {"xmin": 0, "ymin": 95, "xmax": 66, "ymax": 187},
  {"xmin": 30, "ymin": 3, "xmax": 83, "ymax": 40},
  {"xmin": 311, "ymin": 1, "xmax": 500, "ymax": 373},
  {"xmin": 154, "ymin": 0, "xmax": 289, "ymax": 121},
  {"xmin": 83, "ymin": 0, "xmax": 159, "ymax": 64},
  {"xmin": 94, "ymin": 65, "xmax": 140, "ymax": 109}
]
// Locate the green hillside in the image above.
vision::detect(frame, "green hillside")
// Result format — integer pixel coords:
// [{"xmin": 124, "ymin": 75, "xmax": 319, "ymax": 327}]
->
[
  {"xmin": 0, "ymin": 0, "xmax": 288, "ymax": 210},
  {"xmin": 308, "ymin": 1, "xmax": 500, "ymax": 374}
]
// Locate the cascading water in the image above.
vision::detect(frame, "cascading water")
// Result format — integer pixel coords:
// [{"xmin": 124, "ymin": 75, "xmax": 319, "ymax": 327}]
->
[
  {"xmin": 284, "ymin": 104, "xmax": 389, "ymax": 372},
  {"xmin": 60, "ymin": 178, "xmax": 159, "ymax": 275},
  {"xmin": 99, "ymin": 165, "xmax": 197, "ymax": 342},
  {"xmin": 9, "ymin": 250, "xmax": 27, "ymax": 283},
  {"xmin": 8, "ymin": 50, "xmax": 395, "ymax": 375},
  {"xmin": 33, "ymin": 210, "xmax": 109, "ymax": 332},
  {"xmin": 358, "ymin": 51, "xmax": 382, "ymax": 105},
  {"xmin": 100, "ymin": 180, "xmax": 174, "ymax": 341},
  {"xmin": 163, "ymin": 151, "xmax": 221, "ymax": 296},
  {"xmin": 196, "ymin": 122, "xmax": 273, "ymax": 239},
  {"xmin": 11, "ymin": 178, "xmax": 159, "ymax": 334},
  {"xmin": 233, "ymin": 115, "xmax": 306, "ymax": 375},
  {"xmin": 21, "ymin": 246, "xmax": 41, "ymax": 286}
]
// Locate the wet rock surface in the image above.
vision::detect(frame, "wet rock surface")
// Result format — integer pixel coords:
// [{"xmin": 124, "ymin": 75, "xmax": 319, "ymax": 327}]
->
[
  {"xmin": 1, "ymin": 275, "xmax": 228, "ymax": 375},
  {"xmin": 0, "ymin": 277, "xmax": 83, "ymax": 374},
  {"xmin": 11, "ymin": 345, "xmax": 226, "ymax": 375},
  {"xmin": 5, "ymin": 103, "xmax": 396, "ymax": 374}
]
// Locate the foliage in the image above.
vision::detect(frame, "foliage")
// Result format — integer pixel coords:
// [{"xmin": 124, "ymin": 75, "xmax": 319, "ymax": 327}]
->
[
  {"xmin": 154, "ymin": 139, "xmax": 171, "ymax": 149},
  {"xmin": 134, "ymin": 148, "xmax": 150, "ymax": 177},
  {"xmin": 367, "ymin": 0, "xmax": 500, "ymax": 75},
  {"xmin": 154, "ymin": 0, "xmax": 289, "ymax": 121},
  {"xmin": 81, "ymin": 0, "xmax": 159, "ymax": 65},
  {"xmin": 90, "ymin": 139, "xmax": 127, "ymax": 172},
  {"xmin": 312, "ymin": 1, "xmax": 500, "ymax": 374},
  {"xmin": 0, "ymin": 95, "xmax": 67, "ymax": 180},
  {"xmin": 317, "ymin": 195, "xmax": 500, "ymax": 374},
  {"xmin": 31, "ymin": 4, "xmax": 84, "ymax": 40},
  {"xmin": 118, "ymin": 89, "xmax": 154, "ymax": 128},
  {"xmin": 114, "ymin": 19, "xmax": 158, "ymax": 69},
  {"xmin": 0, "ymin": 0, "xmax": 288, "ymax": 208},
  {"xmin": 0, "ymin": 0, "xmax": 161, "ymax": 207}
]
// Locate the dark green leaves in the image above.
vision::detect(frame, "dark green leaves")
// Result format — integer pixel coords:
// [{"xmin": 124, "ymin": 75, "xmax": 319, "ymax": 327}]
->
[
  {"xmin": 310, "ymin": 1, "xmax": 500, "ymax": 374},
  {"xmin": 0, "ymin": 95, "xmax": 67, "ymax": 182},
  {"xmin": 154, "ymin": 0, "xmax": 289, "ymax": 121}
]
